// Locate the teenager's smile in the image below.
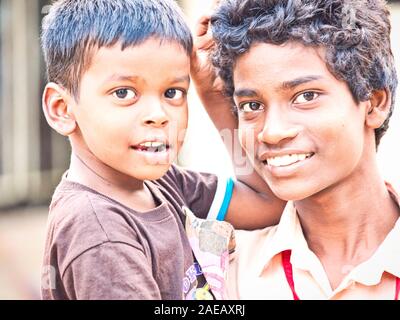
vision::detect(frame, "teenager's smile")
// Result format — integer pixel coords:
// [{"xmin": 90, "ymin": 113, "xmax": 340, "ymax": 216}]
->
[{"xmin": 259, "ymin": 150, "xmax": 315, "ymax": 177}]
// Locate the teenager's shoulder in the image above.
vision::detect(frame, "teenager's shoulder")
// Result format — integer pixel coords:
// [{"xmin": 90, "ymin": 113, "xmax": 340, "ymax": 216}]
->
[{"xmin": 234, "ymin": 226, "xmax": 278, "ymax": 258}]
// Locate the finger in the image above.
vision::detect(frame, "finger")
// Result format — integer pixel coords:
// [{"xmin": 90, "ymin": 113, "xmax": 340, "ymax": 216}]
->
[
  {"xmin": 194, "ymin": 21, "xmax": 215, "ymax": 51},
  {"xmin": 194, "ymin": 0, "xmax": 222, "ymax": 35},
  {"xmin": 195, "ymin": 15, "xmax": 211, "ymax": 37}
]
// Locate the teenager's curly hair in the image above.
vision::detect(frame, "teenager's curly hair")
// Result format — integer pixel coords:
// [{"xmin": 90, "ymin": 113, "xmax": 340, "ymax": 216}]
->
[{"xmin": 211, "ymin": 0, "xmax": 397, "ymax": 145}]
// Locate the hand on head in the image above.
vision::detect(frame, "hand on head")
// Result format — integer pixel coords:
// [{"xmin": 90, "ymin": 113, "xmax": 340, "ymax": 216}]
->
[{"xmin": 190, "ymin": 0, "xmax": 224, "ymax": 95}]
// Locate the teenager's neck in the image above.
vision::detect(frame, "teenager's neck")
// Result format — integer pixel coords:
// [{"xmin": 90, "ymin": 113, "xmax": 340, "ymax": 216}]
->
[{"xmin": 295, "ymin": 162, "xmax": 399, "ymax": 264}]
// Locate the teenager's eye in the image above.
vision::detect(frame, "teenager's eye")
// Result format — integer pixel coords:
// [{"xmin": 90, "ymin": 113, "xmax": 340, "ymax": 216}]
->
[
  {"xmin": 164, "ymin": 88, "xmax": 185, "ymax": 100},
  {"xmin": 239, "ymin": 102, "xmax": 264, "ymax": 113},
  {"xmin": 293, "ymin": 91, "xmax": 319, "ymax": 104},
  {"xmin": 113, "ymin": 88, "xmax": 136, "ymax": 100}
]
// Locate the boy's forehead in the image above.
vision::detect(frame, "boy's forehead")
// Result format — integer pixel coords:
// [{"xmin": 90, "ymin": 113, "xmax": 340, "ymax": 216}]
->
[
  {"xmin": 90, "ymin": 38, "xmax": 189, "ymax": 61},
  {"xmin": 80, "ymin": 39, "xmax": 190, "ymax": 83},
  {"xmin": 77, "ymin": 37, "xmax": 190, "ymax": 73},
  {"xmin": 240, "ymin": 41, "xmax": 326, "ymax": 67},
  {"xmin": 234, "ymin": 42, "xmax": 331, "ymax": 83},
  {"xmin": 234, "ymin": 42, "xmax": 327, "ymax": 73}
]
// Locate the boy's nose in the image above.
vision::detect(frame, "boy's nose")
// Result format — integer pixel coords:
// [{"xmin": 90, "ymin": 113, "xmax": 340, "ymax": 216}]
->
[
  {"xmin": 142, "ymin": 105, "xmax": 169, "ymax": 128},
  {"xmin": 257, "ymin": 107, "xmax": 299, "ymax": 145}
]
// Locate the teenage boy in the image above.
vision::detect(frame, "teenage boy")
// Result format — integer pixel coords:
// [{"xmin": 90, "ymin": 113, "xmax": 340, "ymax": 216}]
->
[{"xmin": 193, "ymin": 0, "xmax": 400, "ymax": 299}]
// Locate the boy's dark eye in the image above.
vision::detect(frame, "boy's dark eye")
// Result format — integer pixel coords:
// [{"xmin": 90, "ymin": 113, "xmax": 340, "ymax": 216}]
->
[
  {"xmin": 239, "ymin": 102, "xmax": 264, "ymax": 113},
  {"xmin": 113, "ymin": 88, "xmax": 136, "ymax": 100},
  {"xmin": 293, "ymin": 91, "xmax": 319, "ymax": 104},
  {"xmin": 164, "ymin": 88, "xmax": 184, "ymax": 100}
]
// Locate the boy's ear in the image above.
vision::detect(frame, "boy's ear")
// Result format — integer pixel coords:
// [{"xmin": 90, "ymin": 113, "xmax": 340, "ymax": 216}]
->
[
  {"xmin": 365, "ymin": 88, "xmax": 391, "ymax": 129},
  {"xmin": 42, "ymin": 82, "xmax": 77, "ymax": 136}
]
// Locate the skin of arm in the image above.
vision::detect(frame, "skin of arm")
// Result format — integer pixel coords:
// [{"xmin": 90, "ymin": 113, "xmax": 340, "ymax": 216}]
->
[{"xmin": 190, "ymin": 11, "xmax": 286, "ymax": 229}]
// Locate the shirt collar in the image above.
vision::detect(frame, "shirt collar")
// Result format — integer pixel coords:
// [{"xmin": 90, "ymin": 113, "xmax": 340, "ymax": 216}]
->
[
  {"xmin": 254, "ymin": 201, "xmax": 308, "ymax": 276},
  {"xmin": 255, "ymin": 182, "xmax": 400, "ymax": 282}
]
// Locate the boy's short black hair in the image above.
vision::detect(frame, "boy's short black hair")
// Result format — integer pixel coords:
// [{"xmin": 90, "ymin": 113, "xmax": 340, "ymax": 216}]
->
[
  {"xmin": 41, "ymin": 0, "xmax": 192, "ymax": 98},
  {"xmin": 211, "ymin": 0, "xmax": 397, "ymax": 146}
]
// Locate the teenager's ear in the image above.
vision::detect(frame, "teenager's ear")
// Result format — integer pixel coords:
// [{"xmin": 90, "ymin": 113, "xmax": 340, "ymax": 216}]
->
[
  {"xmin": 42, "ymin": 83, "xmax": 77, "ymax": 136},
  {"xmin": 365, "ymin": 88, "xmax": 391, "ymax": 129}
]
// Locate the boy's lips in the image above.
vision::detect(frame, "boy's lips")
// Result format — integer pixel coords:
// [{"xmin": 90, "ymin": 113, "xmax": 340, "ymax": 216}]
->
[
  {"xmin": 131, "ymin": 140, "xmax": 171, "ymax": 153},
  {"xmin": 132, "ymin": 143, "xmax": 169, "ymax": 153},
  {"xmin": 130, "ymin": 139, "xmax": 173, "ymax": 165}
]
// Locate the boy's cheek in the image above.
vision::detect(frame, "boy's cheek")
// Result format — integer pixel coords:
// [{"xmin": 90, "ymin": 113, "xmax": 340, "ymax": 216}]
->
[
  {"xmin": 238, "ymin": 125, "xmax": 257, "ymax": 155},
  {"xmin": 164, "ymin": 120, "xmax": 187, "ymax": 151}
]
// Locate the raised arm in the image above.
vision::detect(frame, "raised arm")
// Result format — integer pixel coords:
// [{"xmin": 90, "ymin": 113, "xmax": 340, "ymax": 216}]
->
[{"xmin": 191, "ymin": 11, "xmax": 286, "ymax": 229}]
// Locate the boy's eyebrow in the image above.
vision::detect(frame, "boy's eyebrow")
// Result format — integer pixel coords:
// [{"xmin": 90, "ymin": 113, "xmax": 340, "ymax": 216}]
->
[
  {"xmin": 102, "ymin": 74, "xmax": 139, "ymax": 85},
  {"xmin": 281, "ymin": 75, "xmax": 323, "ymax": 90},
  {"xmin": 101, "ymin": 75, "xmax": 190, "ymax": 85},
  {"xmin": 171, "ymin": 75, "xmax": 190, "ymax": 83},
  {"xmin": 234, "ymin": 88, "xmax": 259, "ymax": 98},
  {"xmin": 234, "ymin": 75, "xmax": 323, "ymax": 98}
]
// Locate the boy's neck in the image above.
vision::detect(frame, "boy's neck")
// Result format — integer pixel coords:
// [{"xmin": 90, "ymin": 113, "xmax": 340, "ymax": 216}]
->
[
  {"xmin": 294, "ymin": 160, "xmax": 399, "ymax": 290},
  {"xmin": 67, "ymin": 151, "xmax": 157, "ymax": 212}
]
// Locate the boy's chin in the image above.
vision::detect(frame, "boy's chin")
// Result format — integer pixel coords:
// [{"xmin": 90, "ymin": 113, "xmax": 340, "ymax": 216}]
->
[{"xmin": 134, "ymin": 164, "xmax": 171, "ymax": 181}]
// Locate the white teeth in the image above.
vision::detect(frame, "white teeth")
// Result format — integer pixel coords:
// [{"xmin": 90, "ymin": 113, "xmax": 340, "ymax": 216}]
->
[
  {"xmin": 267, "ymin": 153, "xmax": 312, "ymax": 167},
  {"xmin": 140, "ymin": 141, "xmax": 165, "ymax": 148},
  {"xmin": 141, "ymin": 142, "xmax": 152, "ymax": 148},
  {"xmin": 152, "ymin": 142, "xmax": 164, "ymax": 148}
]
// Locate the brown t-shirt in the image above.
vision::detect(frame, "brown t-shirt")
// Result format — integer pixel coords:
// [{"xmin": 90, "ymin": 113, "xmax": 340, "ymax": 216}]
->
[{"xmin": 41, "ymin": 165, "xmax": 220, "ymax": 300}]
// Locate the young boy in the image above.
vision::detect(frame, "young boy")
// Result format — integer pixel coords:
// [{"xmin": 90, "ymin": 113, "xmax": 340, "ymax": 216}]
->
[
  {"xmin": 195, "ymin": 0, "xmax": 400, "ymax": 299},
  {"xmin": 40, "ymin": 0, "xmax": 285, "ymax": 300}
]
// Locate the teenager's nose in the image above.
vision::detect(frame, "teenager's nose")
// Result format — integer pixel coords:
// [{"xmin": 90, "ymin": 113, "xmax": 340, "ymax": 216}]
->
[
  {"xmin": 257, "ymin": 106, "xmax": 299, "ymax": 145},
  {"xmin": 142, "ymin": 103, "xmax": 169, "ymax": 128}
]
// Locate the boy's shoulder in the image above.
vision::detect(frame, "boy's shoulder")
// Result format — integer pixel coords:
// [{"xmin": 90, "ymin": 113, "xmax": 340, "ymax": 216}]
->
[
  {"xmin": 46, "ymin": 177, "xmax": 148, "ymax": 266},
  {"xmin": 150, "ymin": 164, "xmax": 223, "ymax": 220},
  {"xmin": 152, "ymin": 163, "xmax": 220, "ymax": 198},
  {"xmin": 153, "ymin": 163, "xmax": 201, "ymax": 187}
]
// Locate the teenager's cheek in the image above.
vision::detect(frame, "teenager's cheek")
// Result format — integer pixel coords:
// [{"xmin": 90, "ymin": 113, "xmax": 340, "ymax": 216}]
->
[{"xmin": 238, "ymin": 124, "xmax": 257, "ymax": 160}]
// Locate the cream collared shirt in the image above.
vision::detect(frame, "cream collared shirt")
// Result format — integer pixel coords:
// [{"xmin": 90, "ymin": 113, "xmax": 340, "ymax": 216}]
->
[{"xmin": 227, "ymin": 184, "xmax": 400, "ymax": 300}]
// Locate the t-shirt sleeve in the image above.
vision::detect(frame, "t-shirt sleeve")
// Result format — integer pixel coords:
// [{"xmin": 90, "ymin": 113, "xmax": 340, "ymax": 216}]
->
[
  {"xmin": 62, "ymin": 242, "xmax": 161, "ymax": 300},
  {"xmin": 169, "ymin": 165, "xmax": 234, "ymax": 221}
]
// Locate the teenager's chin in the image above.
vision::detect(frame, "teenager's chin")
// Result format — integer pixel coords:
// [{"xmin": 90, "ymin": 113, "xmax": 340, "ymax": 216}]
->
[{"xmin": 270, "ymin": 183, "xmax": 317, "ymax": 202}]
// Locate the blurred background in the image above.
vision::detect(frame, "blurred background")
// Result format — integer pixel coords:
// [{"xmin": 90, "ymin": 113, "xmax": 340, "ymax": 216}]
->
[{"xmin": 0, "ymin": 0, "xmax": 399, "ymax": 299}]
